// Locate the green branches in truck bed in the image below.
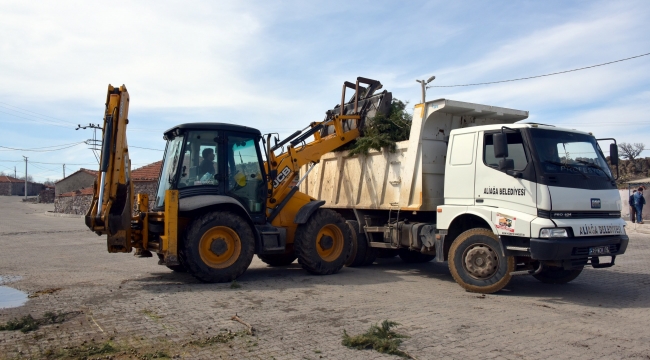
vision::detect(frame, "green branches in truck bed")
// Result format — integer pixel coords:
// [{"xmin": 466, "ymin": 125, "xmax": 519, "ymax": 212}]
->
[{"xmin": 347, "ymin": 99, "xmax": 412, "ymax": 156}]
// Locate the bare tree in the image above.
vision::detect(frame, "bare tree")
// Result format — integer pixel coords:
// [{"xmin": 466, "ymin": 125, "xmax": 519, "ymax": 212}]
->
[{"xmin": 618, "ymin": 142, "xmax": 645, "ymax": 160}]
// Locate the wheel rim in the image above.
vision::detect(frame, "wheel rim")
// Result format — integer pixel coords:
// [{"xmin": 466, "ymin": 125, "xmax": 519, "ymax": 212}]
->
[
  {"xmin": 316, "ymin": 224, "xmax": 344, "ymax": 262},
  {"xmin": 198, "ymin": 226, "xmax": 241, "ymax": 269},
  {"xmin": 462, "ymin": 243, "xmax": 499, "ymax": 280}
]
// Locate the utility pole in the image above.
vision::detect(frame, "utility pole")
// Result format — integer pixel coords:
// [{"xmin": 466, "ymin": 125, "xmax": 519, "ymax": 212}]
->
[
  {"xmin": 14, "ymin": 166, "xmax": 16, "ymax": 179},
  {"xmin": 63, "ymin": 164, "xmax": 66, "ymax": 178},
  {"xmin": 23, "ymin": 156, "xmax": 28, "ymax": 199},
  {"xmin": 416, "ymin": 75, "xmax": 436, "ymax": 104}
]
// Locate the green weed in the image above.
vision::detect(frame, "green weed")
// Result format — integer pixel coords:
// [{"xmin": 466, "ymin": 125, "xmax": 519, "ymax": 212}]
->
[{"xmin": 342, "ymin": 320, "xmax": 412, "ymax": 358}]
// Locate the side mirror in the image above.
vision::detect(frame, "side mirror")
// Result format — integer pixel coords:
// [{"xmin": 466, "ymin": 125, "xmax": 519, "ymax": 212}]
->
[
  {"xmin": 499, "ymin": 158, "xmax": 515, "ymax": 171},
  {"xmin": 610, "ymin": 143, "xmax": 619, "ymax": 165},
  {"xmin": 493, "ymin": 133, "xmax": 508, "ymax": 158}
]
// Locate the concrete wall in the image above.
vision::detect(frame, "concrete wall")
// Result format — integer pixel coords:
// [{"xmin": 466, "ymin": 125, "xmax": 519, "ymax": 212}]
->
[{"xmin": 56, "ymin": 172, "xmax": 96, "ymax": 196}]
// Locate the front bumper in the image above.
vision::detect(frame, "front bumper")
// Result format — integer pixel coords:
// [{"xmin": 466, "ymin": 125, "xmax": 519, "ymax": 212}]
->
[{"xmin": 530, "ymin": 235, "xmax": 629, "ymax": 261}]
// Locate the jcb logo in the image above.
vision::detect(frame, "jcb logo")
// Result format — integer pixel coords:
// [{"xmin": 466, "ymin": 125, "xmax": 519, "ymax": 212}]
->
[{"xmin": 273, "ymin": 166, "xmax": 292, "ymax": 188}]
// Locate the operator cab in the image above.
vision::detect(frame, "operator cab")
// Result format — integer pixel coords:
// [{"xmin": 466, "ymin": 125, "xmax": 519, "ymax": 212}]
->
[{"xmin": 155, "ymin": 123, "xmax": 267, "ymax": 219}]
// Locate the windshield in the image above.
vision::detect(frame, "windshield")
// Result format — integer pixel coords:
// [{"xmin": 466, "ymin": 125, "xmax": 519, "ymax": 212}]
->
[
  {"xmin": 155, "ymin": 136, "xmax": 184, "ymax": 208},
  {"xmin": 530, "ymin": 129, "xmax": 612, "ymax": 179}
]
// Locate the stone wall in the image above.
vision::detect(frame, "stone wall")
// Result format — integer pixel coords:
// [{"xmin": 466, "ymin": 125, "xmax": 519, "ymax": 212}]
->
[
  {"xmin": 0, "ymin": 183, "xmax": 11, "ymax": 196},
  {"xmin": 134, "ymin": 181, "xmax": 158, "ymax": 211},
  {"xmin": 39, "ymin": 188, "xmax": 55, "ymax": 203},
  {"xmin": 0, "ymin": 182, "xmax": 44, "ymax": 196},
  {"xmin": 54, "ymin": 193, "xmax": 92, "ymax": 215}
]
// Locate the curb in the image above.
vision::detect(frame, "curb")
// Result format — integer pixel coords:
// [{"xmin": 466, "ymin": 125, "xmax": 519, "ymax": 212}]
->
[{"xmin": 42, "ymin": 211, "xmax": 84, "ymax": 219}]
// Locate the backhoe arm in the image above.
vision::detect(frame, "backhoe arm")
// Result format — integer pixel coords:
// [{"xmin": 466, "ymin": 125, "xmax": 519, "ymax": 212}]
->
[{"xmin": 85, "ymin": 84, "xmax": 134, "ymax": 253}]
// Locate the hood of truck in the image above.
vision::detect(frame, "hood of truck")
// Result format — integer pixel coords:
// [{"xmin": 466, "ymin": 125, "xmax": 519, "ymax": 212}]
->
[{"xmin": 547, "ymin": 186, "xmax": 621, "ymax": 212}]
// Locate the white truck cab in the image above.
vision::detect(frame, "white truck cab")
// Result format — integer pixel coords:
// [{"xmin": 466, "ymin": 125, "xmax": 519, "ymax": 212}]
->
[{"xmin": 302, "ymin": 98, "xmax": 628, "ymax": 293}]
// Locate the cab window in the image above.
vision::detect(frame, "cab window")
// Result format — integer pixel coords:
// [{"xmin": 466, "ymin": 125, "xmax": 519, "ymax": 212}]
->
[
  {"xmin": 484, "ymin": 132, "xmax": 528, "ymax": 171},
  {"xmin": 177, "ymin": 130, "xmax": 221, "ymax": 189},
  {"xmin": 226, "ymin": 134, "xmax": 265, "ymax": 213}
]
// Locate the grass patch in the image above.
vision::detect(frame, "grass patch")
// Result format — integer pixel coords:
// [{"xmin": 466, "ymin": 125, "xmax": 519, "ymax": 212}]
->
[
  {"xmin": 142, "ymin": 308, "xmax": 163, "ymax": 321},
  {"xmin": 230, "ymin": 280, "xmax": 241, "ymax": 289},
  {"xmin": 183, "ymin": 330, "xmax": 244, "ymax": 347},
  {"xmin": 0, "ymin": 311, "xmax": 79, "ymax": 333},
  {"xmin": 42, "ymin": 341, "xmax": 119, "ymax": 359},
  {"xmin": 342, "ymin": 320, "xmax": 412, "ymax": 358}
]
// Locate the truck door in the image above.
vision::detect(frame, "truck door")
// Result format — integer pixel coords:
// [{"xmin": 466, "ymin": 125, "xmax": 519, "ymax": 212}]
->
[{"xmin": 475, "ymin": 130, "xmax": 536, "ymax": 237}]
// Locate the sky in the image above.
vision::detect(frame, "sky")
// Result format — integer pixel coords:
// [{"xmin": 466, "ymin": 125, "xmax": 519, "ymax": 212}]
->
[{"xmin": 0, "ymin": 0, "xmax": 649, "ymax": 183}]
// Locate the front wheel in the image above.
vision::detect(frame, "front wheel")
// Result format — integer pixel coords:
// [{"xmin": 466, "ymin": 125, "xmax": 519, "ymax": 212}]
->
[
  {"xmin": 183, "ymin": 211, "xmax": 255, "ymax": 283},
  {"xmin": 533, "ymin": 266, "xmax": 583, "ymax": 284},
  {"xmin": 448, "ymin": 228, "xmax": 515, "ymax": 294},
  {"xmin": 295, "ymin": 209, "xmax": 352, "ymax": 275}
]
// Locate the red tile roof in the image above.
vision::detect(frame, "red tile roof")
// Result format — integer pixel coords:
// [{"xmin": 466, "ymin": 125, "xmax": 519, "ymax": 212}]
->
[
  {"xmin": 58, "ymin": 188, "xmax": 94, "ymax": 197},
  {"xmin": 132, "ymin": 161, "xmax": 162, "ymax": 182},
  {"xmin": 55, "ymin": 168, "xmax": 99, "ymax": 183},
  {"xmin": 0, "ymin": 175, "xmax": 21, "ymax": 183}
]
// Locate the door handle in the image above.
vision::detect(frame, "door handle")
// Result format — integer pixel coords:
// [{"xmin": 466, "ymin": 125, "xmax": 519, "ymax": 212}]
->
[{"xmin": 476, "ymin": 199, "xmax": 484, "ymax": 203}]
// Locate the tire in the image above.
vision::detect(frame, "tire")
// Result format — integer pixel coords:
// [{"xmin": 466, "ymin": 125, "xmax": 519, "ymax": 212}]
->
[
  {"xmin": 376, "ymin": 248, "xmax": 399, "ymax": 259},
  {"xmin": 448, "ymin": 228, "xmax": 515, "ymax": 294},
  {"xmin": 533, "ymin": 266, "xmax": 584, "ymax": 284},
  {"xmin": 398, "ymin": 248, "xmax": 435, "ymax": 264},
  {"xmin": 157, "ymin": 253, "xmax": 187, "ymax": 272},
  {"xmin": 345, "ymin": 220, "xmax": 377, "ymax": 267},
  {"xmin": 294, "ymin": 208, "xmax": 352, "ymax": 275},
  {"xmin": 258, "ymin": 253, "xmax": 297, "ymax": 267},
  {"xmin": 183, "ymin": 211, "xmax": 255, "ymax": 283}
]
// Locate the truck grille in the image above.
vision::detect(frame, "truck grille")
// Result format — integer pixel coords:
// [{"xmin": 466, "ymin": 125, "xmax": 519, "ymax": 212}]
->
[{"xmin": 537, "ymin": 210, "xmax": 621, "ymax": 219}]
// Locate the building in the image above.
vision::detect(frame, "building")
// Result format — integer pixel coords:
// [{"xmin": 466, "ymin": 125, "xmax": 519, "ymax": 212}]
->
[
  {"xmin": 54, "ymin": 161, "xmax": 162, "ymax": 215},
  {"xmin": 0, "ymin": 175, "xmax": 44, "ymax": 196},
  {"xmin": 54, "ymin": 168, "xmax": 98, "ymax": 196},
  {"xmin": 131, "ymin": 161, "xmax": 162, "ymax": 211}
]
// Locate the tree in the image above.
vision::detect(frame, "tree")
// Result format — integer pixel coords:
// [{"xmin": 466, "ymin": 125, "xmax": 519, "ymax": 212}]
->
[{"xmin": 618, "ymin": 142, "xmax": 645, "ymax": 160}]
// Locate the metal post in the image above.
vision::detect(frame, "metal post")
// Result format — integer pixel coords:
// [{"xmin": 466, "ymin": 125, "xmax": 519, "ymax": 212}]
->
[
  {"xmin": 23, "ymin": 156, "xmax": 28, "ymax": 199},
  {"xmin": 63, "ymin": 164, "xmax": 65, "ymax": 178}
]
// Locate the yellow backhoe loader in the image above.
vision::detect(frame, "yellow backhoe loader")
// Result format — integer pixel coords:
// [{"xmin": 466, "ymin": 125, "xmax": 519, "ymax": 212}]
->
[{"xmin": 85, "ymin": 78, "xmax": 391, "ymax": 282}]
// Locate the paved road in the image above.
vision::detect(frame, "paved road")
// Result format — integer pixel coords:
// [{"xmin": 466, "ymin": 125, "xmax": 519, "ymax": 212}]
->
[{"xmin": 1, "ymin": 196, "xmax": 649, "ymax": 359}]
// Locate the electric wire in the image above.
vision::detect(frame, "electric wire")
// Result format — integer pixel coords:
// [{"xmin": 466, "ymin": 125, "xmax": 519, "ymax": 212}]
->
[
  {"xmin": 428, "ymin": 52, "xmax": 650, "ymax": 88},
  {"xmin": 0, "ymin": 101, "xmax": 78, "ymax": 125},
  {"xmin": 0, "ymin": 142, "xmax": 84, "ymax": 152}
]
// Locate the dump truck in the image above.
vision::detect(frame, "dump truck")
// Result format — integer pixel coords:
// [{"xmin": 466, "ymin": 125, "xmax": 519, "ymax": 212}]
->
[
  {"xmin": 85, "ymin": 78, "xmax": 392, "ymax": 282},
  {"xmin": 301, "ymin": 99, "xmax": 629, "ymax": 293}
]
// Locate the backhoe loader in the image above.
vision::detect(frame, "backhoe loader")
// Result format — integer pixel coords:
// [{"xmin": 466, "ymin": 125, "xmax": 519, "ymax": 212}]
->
[{"xmin": 85, "ymin": 77, "xmax": 391, "ymax": 282}]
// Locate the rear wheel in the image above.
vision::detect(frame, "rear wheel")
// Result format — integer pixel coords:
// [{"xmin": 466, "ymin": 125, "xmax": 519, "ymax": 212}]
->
[
  {"xmin": 295, "ymin": 209, "xmax": 352, "ymax": 275},
  {"xmin": 345, "ymin": 220, "xmax": 377, "ymax": 267},
  {"xmin": 184, "ymin": 211, "xmax": 255, "ymax": 283},
  {"xmin": 533, "ymin": 266, "xmax": 583, "ymax": 284},
  {"xmin": 448, "ymin": 228, "xmax": 515, "ymax": 294},
  {"xmin": 398, "ymin": 248, "xmax": 434, "ymax": 263},
  {"xmin": 258, "ymin": 253, "xmax": 297, "ymax": 267}
]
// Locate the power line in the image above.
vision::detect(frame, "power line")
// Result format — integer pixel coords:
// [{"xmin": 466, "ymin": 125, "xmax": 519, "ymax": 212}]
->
[
  {"xmin": 0, "ymin": 142, "xmax": 84, "ymax": 152},
  {"xmin": 0, "ymin": 109, "xmax": 72, "ymax": 129},
  {"xmin": 0, "ymin": 101, "xmax": 78, "ymax": 125},
  {"xmin": 0, "ymin": 141, "xmax": 84, "ymax": 151},
  {"xmin": 131, "ymin": 146, "xmax": 163, "ymax": 151},
  {"xmin": 428, "ymin": 52, "xmax": 650, "ymax": 88}
]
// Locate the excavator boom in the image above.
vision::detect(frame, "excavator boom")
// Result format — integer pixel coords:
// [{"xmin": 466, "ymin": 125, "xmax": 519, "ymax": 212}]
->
[{"xmin": 85, "ymin": 85, "xmax": 133, "ymax": 253}]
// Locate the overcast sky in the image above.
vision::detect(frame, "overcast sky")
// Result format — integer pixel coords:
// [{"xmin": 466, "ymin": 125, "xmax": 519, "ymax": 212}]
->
[{"xmin": 1, "ymin": 0, "xmax": 649, "ymax": 182}]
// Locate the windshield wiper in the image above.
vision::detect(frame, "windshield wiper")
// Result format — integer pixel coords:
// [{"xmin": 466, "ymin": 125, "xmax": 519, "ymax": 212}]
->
[
  {"xmin": 576, "ymin": 160, "xmax": 614, "ymax": 182},
  {"xmin": 543, "ymin": 160, "xmax": 589, "ymax": 179}
]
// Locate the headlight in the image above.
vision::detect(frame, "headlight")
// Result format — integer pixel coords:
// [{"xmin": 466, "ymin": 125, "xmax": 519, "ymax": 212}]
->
[{"xmin": 539, "ymin": 228, "xmax": 568, "ymax": 238}]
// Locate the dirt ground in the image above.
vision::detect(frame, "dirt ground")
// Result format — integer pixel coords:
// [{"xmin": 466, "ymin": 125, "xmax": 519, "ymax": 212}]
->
[{"xmin": 1, "ymin": 196, "xmax": 649, "ymax": 359}]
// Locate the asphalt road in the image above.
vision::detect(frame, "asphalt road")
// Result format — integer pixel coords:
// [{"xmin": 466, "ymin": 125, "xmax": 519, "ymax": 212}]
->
[{"xmin": 1, "ymin": 196, "xmax": 649, "ymax": 359}]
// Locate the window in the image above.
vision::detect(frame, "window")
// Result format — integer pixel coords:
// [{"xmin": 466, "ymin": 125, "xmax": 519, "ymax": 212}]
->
[
  {"xmin": 177, "ymin": 130, "xmax": 221, "ymax": 188},
  {"xmin": 484, "ymin": 131, "xmax": 528, "ymax": 171},
  {"xmin": 155, "ymin": 136, "xmax": 184, "ymax": 208},
  {"xmin": 449, "ymin": 133, "xmax": 475, "ymax": 165},
  {"xmin": 226, "ymin": 134, "xmax": 264, "ymax": 213}
]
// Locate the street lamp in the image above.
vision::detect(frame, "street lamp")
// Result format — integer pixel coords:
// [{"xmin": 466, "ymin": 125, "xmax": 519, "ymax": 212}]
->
[{"xmin": 416, "ymin": 75, "xmax": 436, "ymax": 104}]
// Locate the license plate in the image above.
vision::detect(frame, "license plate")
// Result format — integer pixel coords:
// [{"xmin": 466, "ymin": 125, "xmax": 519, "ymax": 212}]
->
[{"xmin": 588, "ymin": 246, "xmax": 610, "ymax": 256}]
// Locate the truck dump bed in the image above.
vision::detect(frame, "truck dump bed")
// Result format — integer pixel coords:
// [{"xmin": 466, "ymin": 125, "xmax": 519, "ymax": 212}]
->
[{"xmin": 300, "ymin": 99, "xmax": 529, "ymax": 212}]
